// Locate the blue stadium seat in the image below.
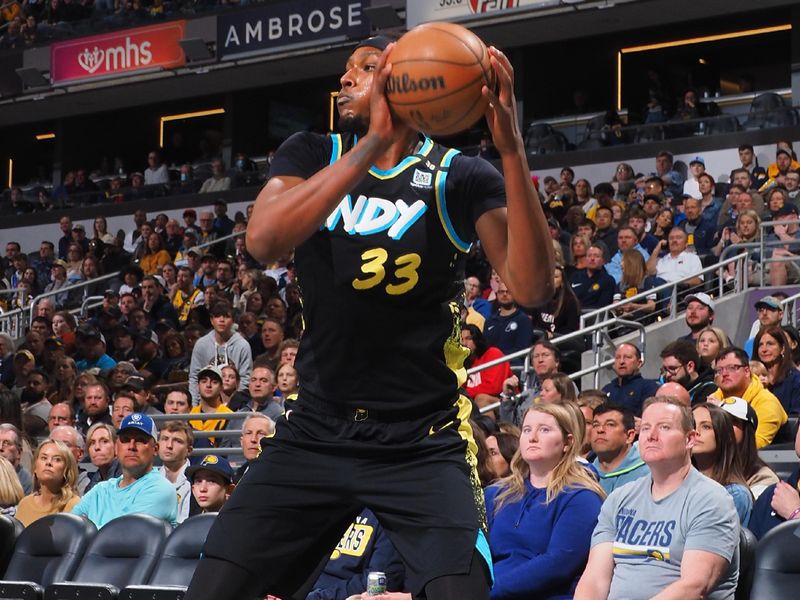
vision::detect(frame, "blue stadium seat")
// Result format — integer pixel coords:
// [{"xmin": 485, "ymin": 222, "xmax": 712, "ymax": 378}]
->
[
  {"xmin": 0, "ymin": 513, "xmax": 95, "ymax": 600},
  {"xmin": 45, "ymin": 514, "xmax": 170, "ymax": 600}
]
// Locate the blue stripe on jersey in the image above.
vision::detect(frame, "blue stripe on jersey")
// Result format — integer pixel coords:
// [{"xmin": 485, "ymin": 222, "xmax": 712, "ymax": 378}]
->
[
  {"xmin": 329, "ymin": 134, "xmax": 343, "ymax": 165},
  {"xmin": 368, "ymin": 137, "xmax": 435, "ymax": 179},
  {"xmin": 476, "ymin": 529, "xmax": 495, "ymax": 584},
  {"xmin": 435, "ymin": 149, "xmax": 471, "ymax": 253}
]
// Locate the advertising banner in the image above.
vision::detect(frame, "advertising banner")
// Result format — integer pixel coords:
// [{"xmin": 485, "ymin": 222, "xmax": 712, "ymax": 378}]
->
[
  {"xmin": 407, "ymin": 0, "xmax": 555, "ymax": 28},
  {"xmin": 51, "ymin": 21, "xmax": 186, "ymax": 84},
  {"xmin": 218, "ymin": 0, "xmax": 371, "ymax": 60}
]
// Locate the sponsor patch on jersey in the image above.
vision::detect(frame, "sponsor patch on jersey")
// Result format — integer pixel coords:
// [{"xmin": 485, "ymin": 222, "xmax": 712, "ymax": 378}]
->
[{"xmin": 411, "ymin": 168, "xmax": 433, "ymax": 189}]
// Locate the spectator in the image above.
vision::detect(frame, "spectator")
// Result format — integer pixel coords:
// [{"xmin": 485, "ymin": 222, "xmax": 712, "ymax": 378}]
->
[
  {"xmin": 144, "ymin": 150, "xmax": 169, "ymax": 185},
  {"xmin": 139, "ymin": 233, "xmax": 171, "ymax": 276},
  {"xmin": 753, "ymin": 326, "xmax": 800, "ymax": 414},
  {"xmin": 187, "ymin": 455, "xmax": 235, "ymax": 514},
  {"xmin": 75, "ymin": 327, "xmax": 116, "ymax": 372},
  {"xmin": 77, "ymin": 382, "xmax": 113, "ymax": 435},
  {"xmin": 15, "ymin": 439, "xmax": 80, "ymax": 527},
  {"xmin": 462, "ymin": 324, "xmax": 511, "ymax": 413},
  {"xmin": 485, "ymin": 404, "xmax": 605, "ymax": 600},
  {"xmin": 212, "ymin": 199, "xmax": 235, "ymax": 236},
  {"xmin": 48, "ymin": 356, "xmax": 77, "ymax": 406},
  {"xmin": 232, "ymin": 365, "xmax": 282, "ymax": 420},
  {"xmin": 653, "ymin": 150, "xmax": 685, "ymax": 198},
  {"xmin": 0, "ymin": 423, "xmax": 33, "ymax": 493},
  {"xmin": 141, "ymin": 275, "xmax": 179, "ymax": 329},
  {"xmin": 593, "ymin": 205, "xmax": 618, "ymax": 254},
  {"xmin": 714, "ymin": 396, "xmax": 778, "ymax": 501},
  {"xmin": 537, "ymin": 372, "xmax": 577, "ymax": 405},
  {"xmin": 679, "ymin": 293, "xmax": 715, "ymax": 342},
  {"xmin": 199, "ymin": 160, "xmax": 231, "ymax": 194},
  {"xmin": 569, "ymin": 243, "xmax": 616, "ymax": 311},
  {"xmin": 659, "ymin": 340, "xmax": 718, "ymax": 405},
  {"xmin": 680, "ymin": 197, "xmax": 716, "ymax": 257},
  {"xmin": 691, "ymin": 403, "xmax": 753, "ymax": 525},
  {"xmin": 590, "ymin": 403, "xmax": 650, "ymax": 494},
  {"xmin": 47, "ymin": 403, "xmax": 73, "ymax": 433},
  {"xmin": 575, "ymin": 397, "xmax": 739, "ymax": 600},
  {"xmin": 485, "ymin": 430, "xmax": 517, "ymax": 480},
  {"xmin": 57, "ymin": 215, "xmax": 72, "ymax": 260},
  {"xmin": 235, "ymin": 413, "xmax": 274, "ymax": 483},
  {"xmin": 188, "ymin": 300, "xmax": 252, "ymax": 404},
  {"xmin": 710, "ymin": 347, "xmax": 787, "ymax": 448},
  {"xmin": 614, "ymin": 249, "xmax": 665, "ymax": 323},
  {"xmin": 172, "ymin": 266, "xmax": 205, "ymax": 326},
  {"xmin": 647, "ymin": 228, "xmax": 703, "ymax": 286},
  {"xmin": 189, "ymin": 365, "xmax": 233, "ymax": 446},
  {"xmin": 197, "ymin": 212, "xmax": 219, "ymax": 250},
  {"xmin": 602, "ymin": 343, "xmax": 659, "ymax": 416},
  {"xmin": 111, "ymin": 394, "xmax": 135, "ymax": 429},
  {"xmin": 0, "ymin": 333, "xmax": 13, "ymax": 387},
  {"xmin": 84, "ymin": 422, "xmax": 121, "ymax": 494},
  {"xmin": 164, "ymin": 389, "xmax": 191, "ymax": 414},
  {"xmin": 72, "ymin": 413, "xmax": 176, "ymax": 528},
  {"xmin": 0, "ymin": 456, "xmax": 23, "ymax": 517},
  {"xmin": 744, "ymin": 295, "xmax": 784, "ymax": 357},
  {"xmin": 765, "ymin": 204, "xmax": 800, "ymax": 286},
  {"xmin": 530, "ymin": 266, "xmax": 581, "ymax": 343},
  {"xmin": 275, "ymin": 363, "xmax": 299, "ymax": 408},
  {"xmin": 606, "ymin": 227, "xmax": 650, "ymax": 284},
  {"xmin": 157, "ymin": 421, "xmax": 194, "ymax": 523},
  {"xmin": 682, "ymin": 156, "xmax": 705, "ymax": 198},
  {"xmin": 484, "ymin": 283, "xmax": 533, "ymax": 363}
]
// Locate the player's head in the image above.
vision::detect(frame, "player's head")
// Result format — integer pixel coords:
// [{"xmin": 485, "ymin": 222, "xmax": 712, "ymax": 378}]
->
[{"xmin": 338, "ymin": 35, "xmax": 395, "ymax": 136}]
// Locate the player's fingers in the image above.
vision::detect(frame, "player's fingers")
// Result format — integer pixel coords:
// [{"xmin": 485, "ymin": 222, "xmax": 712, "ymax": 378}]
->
[{"xmin": 374, "ymin": 42, "xmax": 395, "ymax": 89}]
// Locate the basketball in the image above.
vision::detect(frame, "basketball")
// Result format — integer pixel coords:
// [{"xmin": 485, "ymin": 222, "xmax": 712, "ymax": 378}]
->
[{"xmin": 385, "ymin": 22, "xmax": 494, "ymax": 137}]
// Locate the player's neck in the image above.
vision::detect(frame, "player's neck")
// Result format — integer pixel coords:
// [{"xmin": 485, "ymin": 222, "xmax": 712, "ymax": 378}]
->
[{"xmin": 371, "ymin": 130, "xmax": 420, "ymax": 171}]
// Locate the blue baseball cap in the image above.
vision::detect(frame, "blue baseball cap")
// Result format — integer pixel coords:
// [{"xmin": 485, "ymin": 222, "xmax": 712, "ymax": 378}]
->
[
  {"xmin": 118, "ymin": 413, "xmax": 158, "ymax": 441},
  {"xmin": 689, "ymin": 155, "xmax": 705, "ymax": 166},
  {"xmin": 186, "ymin": 455, "xmax": 234, "ymax": 484}
]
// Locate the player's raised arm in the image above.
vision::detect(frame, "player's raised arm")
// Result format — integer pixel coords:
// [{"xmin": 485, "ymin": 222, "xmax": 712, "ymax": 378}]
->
[
  {"xmin": 246, "ymin": 42, "xmax": 416, "ymax": 264},
  {"xmin": 476, "ymin": 46, "xmax": 555, "ymax": 308}
]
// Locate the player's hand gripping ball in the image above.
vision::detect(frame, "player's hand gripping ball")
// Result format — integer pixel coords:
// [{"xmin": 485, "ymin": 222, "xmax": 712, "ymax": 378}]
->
[{"xmin": 385, "ymin": 22, "xmax": 495, "ymax": 137}]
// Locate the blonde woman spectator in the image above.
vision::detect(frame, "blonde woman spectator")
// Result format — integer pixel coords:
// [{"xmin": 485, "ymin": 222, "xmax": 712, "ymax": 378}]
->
[
  {"xmin": 485, "ymin": 404, "xmax": 605, "ymax": 598},
  {"xmin": 15, "ymin": 439, "xmax": 79, "ymax": 527},
  {"xmin": 0, "ymin": 456, "xmax": 23, "ymax": 517},
  {"xmin": 696, "ymin": 326, "xmax": 730, "ymax": 370}
]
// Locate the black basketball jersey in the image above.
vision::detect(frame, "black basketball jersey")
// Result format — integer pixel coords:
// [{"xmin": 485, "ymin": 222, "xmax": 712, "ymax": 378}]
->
[{"xmin": 268, "ymin": 131, "xmax": 506, "ymax": 414}]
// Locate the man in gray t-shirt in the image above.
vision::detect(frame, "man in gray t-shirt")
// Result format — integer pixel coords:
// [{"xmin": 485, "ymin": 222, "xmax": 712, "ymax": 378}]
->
[{"xmin": 575, "ymin": 397, "xmax": 740, "ymax": 600}]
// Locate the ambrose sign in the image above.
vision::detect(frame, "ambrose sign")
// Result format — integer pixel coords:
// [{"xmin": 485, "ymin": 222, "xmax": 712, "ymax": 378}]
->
[
  {"xmin": 51, "ymin": 21, "xmax": 186, "ymax": 84},
  {"xmin": 218, "ymin": 0, "xmax": 370, "ymax": 59}
]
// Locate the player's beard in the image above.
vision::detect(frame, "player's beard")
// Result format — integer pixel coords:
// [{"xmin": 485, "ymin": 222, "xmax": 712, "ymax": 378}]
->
[{"xmin": 339, "ymin": 113, "xmax": 369, "ymax": 138}]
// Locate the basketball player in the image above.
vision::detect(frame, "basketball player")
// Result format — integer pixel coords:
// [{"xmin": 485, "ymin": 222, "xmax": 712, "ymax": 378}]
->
[{"xmin": 184, "ymin": 35, "xmax": 554, "ymax": 600}]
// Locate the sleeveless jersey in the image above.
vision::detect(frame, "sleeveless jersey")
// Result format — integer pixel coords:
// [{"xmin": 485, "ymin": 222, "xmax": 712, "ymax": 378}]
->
[{"xmin": 272, "ymin": 132, "xmax": 505, "ymax": 415}]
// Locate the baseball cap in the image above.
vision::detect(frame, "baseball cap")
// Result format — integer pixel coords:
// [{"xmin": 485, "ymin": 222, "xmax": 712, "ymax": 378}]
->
[
  {"xmin": 186, "ymin": 455, "xmax": 234, "ymax": 484},
  {"xmin": 198, "ymin": 364, "xmax": 224, "ymax": 382},
  {"xmin": 72, "ymin": 223, "xmax": 86, "ymax": 232},
  {"xmin": 775, "ymin": 204, "xmax": 799, "ymax": 218},
  {"xmin": 755, "ymin": 296, "xmax": 782, "ymax": 310},
  {"xmin": 101, "ymin": 233, "xmax": 116, "ymax": 245},
  {"xmin": 685, "ymin": 292, "xmax": 715, "ymax": 312},
  {"xmin": 76, "ymin": 325, "xmax": 106, "ymax": 345},
  {"xmin": 715, "ymin": 396, "xmax": 758, "ymax": 431},
  {"xmin": 14, "ymin": 350, "xmax": 35, "ymax": 364},
  {"xmin": 122, "ymin": 375, "xmax": 146, "ymax": 391},
  {"xmin": 52, "ymin": 259, "xmax": 68, "ymax": 270},
  {"xmin": 118, "ymin": 412, "xmax": 158, "ymax": 441},
  {"xmin": 135, "ymin": 328, "xmax": 159, "ymax": 345},
  {"xmin": 689, "ymin": 156, "xmax": 705, "ymax": 166},
  {"xmin": 777, "ymin": 148, "xmax": 792, "ymax": 159}
]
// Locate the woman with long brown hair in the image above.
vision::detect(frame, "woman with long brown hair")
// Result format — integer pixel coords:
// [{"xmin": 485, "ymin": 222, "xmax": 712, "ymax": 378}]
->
[
  {"xmin": 48, "ymin": 356, "xmax": 78, "ymax": 406},
  {"xmin": 614, "ymin": 249, "xmax": 665, "ymax": 322},
  {"xmin": 485, "ymin": 404, "xmax": 605, "ymax": 598},
  {"xmin": 754, "ymin": 326, "xmax": 800, "ymax": 414},
  {"xmin": 691, "ymin": 403, "xmax": 753, "ymax": 525},
  {"xmin": 15, "ymin": 439, "xmax": 80, "ymax": 527}
]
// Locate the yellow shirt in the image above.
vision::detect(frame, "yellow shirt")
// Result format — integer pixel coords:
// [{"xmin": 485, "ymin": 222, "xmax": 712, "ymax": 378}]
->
[
  {"xmin": 15, "ymin": 494, "xmax": 80, "ymax": 527},
  {"xmin": 140, "ymin": 250, "xmax": 171, "ymax": 276},
  {"xmin": 189, "ymin": 404, "xmax": 233, "ymax": 446},
  {"xmin": 712, "ymin": 374, "xmax": 788, "ymax": 448}
]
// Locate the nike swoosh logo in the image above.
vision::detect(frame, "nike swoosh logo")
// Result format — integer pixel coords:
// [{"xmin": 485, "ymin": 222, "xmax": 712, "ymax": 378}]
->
[
  {"xmin": 571, "ymin": 283, "xmax": 582, "ymax": 288},
  {"xmin": 429, "ymin": 420, "xmax": 454, "ymax": 436}
]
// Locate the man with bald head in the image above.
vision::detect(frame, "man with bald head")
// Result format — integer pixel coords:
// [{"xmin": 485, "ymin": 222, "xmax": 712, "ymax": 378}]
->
[
  {"xmin": 656, "ymin": 382, "xmax": 692, "ymax": 407},
  {"xmin": 602, "ymin": 343, "xmax": 660, "ymax": 415}
]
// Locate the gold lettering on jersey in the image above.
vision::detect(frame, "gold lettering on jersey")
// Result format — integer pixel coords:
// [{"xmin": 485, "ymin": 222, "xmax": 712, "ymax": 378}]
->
[
  {"xmin": 329, "ymin": 519, "xmax": 374, "ymax": 560},
  {"xmin": 325, "ymin": 195, "xmax": 427, "ymax": 240},
  {"xmin": 353, "ymin": 249, "xmax": 422, "ymax": 295}
]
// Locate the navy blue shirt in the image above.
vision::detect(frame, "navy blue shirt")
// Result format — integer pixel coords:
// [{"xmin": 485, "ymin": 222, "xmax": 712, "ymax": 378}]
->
[
  {"xmin": 570, "ymin": 268, "xmax": 616, "ymax": 310},
  {"xmin": 750, "ymin": 469, "xmax": 800, "ymax": 539},
  {"xmin": 602, "ymin": 373, "xmax": 660, "ymax": 416},
  {"xmin": 770, "ymin": 367, "xmax": 800, "ymax": 415},
  {"xmin": 484, "ymin": 309, "xmax": 534, "ymax": 363}
]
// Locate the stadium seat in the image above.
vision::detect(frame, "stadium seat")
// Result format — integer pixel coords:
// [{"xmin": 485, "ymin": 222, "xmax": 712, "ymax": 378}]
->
[
  {"xmin": 0, "ymin": 513, "xmax": 95, "ymax": 600},
  {"xmin": 524, "ymin": 123, "xmax": 569, "ymax": 155},
  {"xmin": 0, "ymin": 515, "xmax": 23, "ymax": 578},
  {"xmin": 737, "ymin": 527, "xmax": 758, "ymax": 600},
  {"xmin": 749, "ymin": 519, "xmax": 800, "ymax": 598},
  {"xmin": 119, "ymin": 513, "xmax": 217, "ymax": 600},
  {"xmin": 705, "ymin": 115, "xmax": 742, "ymax": 135},
  {"xmin": 45, "ymin": 514, "xmax": 171, "ymax": 600},
  {"xmin": 743, "ymin": 93, "xmax": 798, "ymax": 130},
  {"xmin": 634, "ymin": 124, "xmax": 664, "ymax": 143}
]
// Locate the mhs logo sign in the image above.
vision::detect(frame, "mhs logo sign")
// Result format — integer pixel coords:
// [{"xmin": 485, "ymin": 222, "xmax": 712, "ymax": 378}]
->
[{"xmin": 51, "ymin": 21, "xmax": 187, "ymax": 84}]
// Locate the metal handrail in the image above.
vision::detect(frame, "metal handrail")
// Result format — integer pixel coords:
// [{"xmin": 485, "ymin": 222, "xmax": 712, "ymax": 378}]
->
[
  {"xmin": 192, "ymin": 229, "xmax": 245, "ymax": 252},
  {"xmin": 758, "ymin": 218, "xmax": 800, "ymax": 287},
  {"xmin": 476, "ymin": 317, "xmax": 646, "ymax": 414},
  {"xmin": 28, "ymin": 271, "xmax": 121, "ymax": 327},
  {"xmin": 579, "ymin": 252, "xmax": 748, "ymax": 329}
]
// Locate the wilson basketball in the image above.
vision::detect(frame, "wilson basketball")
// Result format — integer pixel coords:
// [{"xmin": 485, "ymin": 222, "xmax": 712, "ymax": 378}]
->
[{"xmin": 385, "ymin": 22, "xmax": 494, "ymax": 137}]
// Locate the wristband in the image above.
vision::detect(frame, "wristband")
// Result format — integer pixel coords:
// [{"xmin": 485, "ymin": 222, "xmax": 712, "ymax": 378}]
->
[{"xmin": 787, "ymin": 506, "xmax": 800, "ymax": 521}]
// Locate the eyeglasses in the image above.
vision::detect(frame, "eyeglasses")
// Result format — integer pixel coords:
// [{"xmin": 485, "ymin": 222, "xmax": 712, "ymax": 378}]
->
[
  {"xmin": 713, "ymin": 364, "xmax": 747, "ymax": 376},
  {"xmin": 660, "ymin": 364, "xmax": 683, "ymax": 375}
]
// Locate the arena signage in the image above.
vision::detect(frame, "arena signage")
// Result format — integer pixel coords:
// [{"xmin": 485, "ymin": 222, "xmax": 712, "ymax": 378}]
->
[
  {"xmin": 217, "ymin": 0, "xmax": 371, "ymax": 59},
  {"xmin": 51, "ymin": 21, "xmax": 187, "ymax": 84},
  {"xmin": 407, "ymin": 0, "xmax": 555, "ymax": 27}
]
